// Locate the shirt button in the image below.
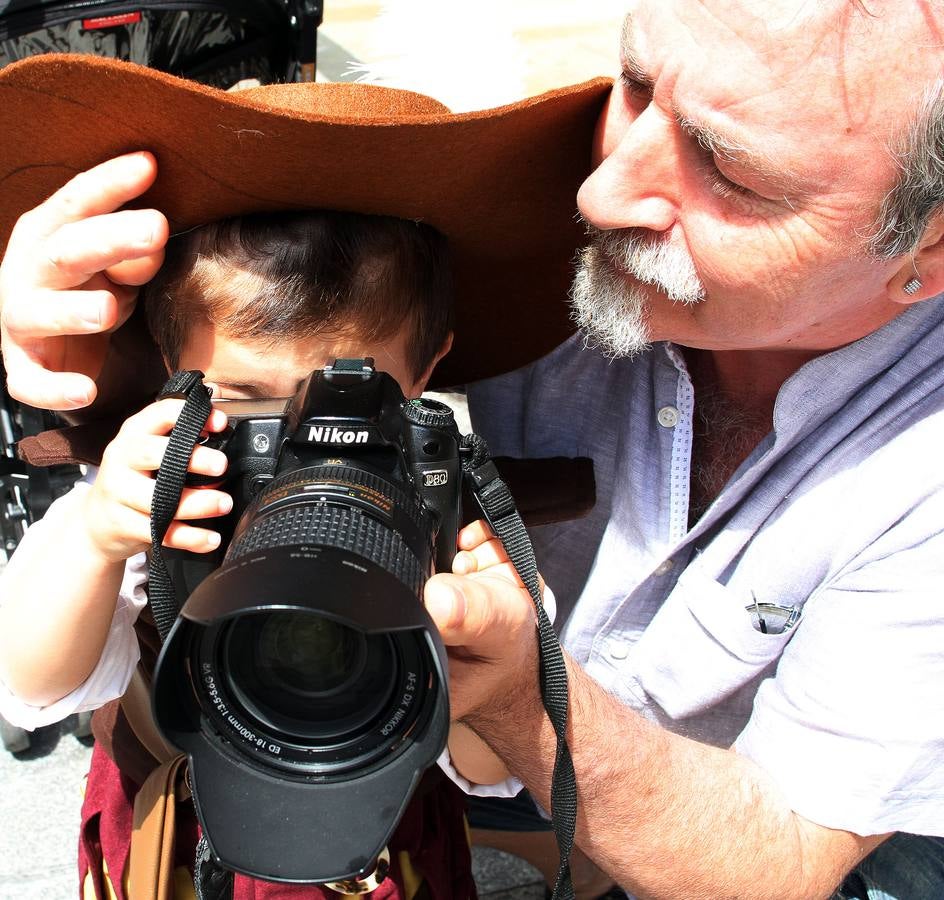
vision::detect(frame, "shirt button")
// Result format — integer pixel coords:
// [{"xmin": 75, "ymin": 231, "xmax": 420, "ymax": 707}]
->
[
  {"xmin": 609, "ymin": 641, "xmax": 629, "ymax": 660},
  {"xmin": 657, "ymin": 405, "xmax": 680, "ymax": 428},
  {"xmin": 654, "ymin": 559, "xmax": 673, "ymax": 576}
]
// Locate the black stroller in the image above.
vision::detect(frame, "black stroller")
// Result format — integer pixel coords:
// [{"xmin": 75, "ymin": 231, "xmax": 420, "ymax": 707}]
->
[
  {"xmin": 0, "ymin": 0, "xmax": 324, "ymax": 753},
  {"xmin": 0, "ymin": 0, "xmax": 323, "ymax": 86}
]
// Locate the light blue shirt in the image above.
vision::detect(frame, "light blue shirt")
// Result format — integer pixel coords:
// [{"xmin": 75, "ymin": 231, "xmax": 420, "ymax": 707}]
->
[{"xmin": 467, "ymin": 298, "xmax": 944, "ymax": 837}]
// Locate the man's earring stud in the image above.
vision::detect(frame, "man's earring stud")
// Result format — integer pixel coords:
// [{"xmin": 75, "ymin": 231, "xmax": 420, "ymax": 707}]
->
[{"xmin": 903, "ymin": 276, "xmax": 922, "ymax": 296}]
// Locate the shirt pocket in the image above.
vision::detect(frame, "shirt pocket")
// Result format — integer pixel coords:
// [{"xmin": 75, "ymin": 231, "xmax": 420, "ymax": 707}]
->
[{"xmin": 621, "ymin": 568, "xmax": 800, "ymax": 719}]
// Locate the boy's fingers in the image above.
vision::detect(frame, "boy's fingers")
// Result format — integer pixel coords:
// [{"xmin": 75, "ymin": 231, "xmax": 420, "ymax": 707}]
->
[
  {"xmin": 120, "ymin": 398, "xmax": 227, "ymax": 437},
  {"xmin": 106, "ymin": 469, "xmax": 232, "ymax": 519},
  {"xmin": 163, "ymin": 522, "xmax": 222, "ymax": 553},
  {"xmin": 18, "ymin": 152, "xmax": 159, "ymax": 237},
  {"xmin": 120, "ymin": 435, "xmax": 229, "ymax": 476},
  {"xmin": 174, "ymin": 487, "xmax": 233, "ymax": 520}
]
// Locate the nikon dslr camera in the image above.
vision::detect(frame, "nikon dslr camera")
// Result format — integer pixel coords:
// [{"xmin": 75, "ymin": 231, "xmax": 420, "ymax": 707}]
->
[{"xmin": 152, "ymin": 359, "xmax": 459, "ymax": 885}]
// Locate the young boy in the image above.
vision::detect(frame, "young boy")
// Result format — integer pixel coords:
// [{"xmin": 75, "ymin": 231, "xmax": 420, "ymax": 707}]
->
[{"xmin": 0, "ymin": 209, "xmax": 507, "ymax": 899}]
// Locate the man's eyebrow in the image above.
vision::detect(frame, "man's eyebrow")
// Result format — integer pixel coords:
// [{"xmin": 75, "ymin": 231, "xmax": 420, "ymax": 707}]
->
[
  {"xmin": 674, "ymin": 111, "xmax": 804, "ymax": 190},
  {"xmin": 619, "ymin": 12, "xmax": 805, "ymax": 193},
  {"xmin": 619, "ymin": 14, "xmax": 653, "ymax": 87}
]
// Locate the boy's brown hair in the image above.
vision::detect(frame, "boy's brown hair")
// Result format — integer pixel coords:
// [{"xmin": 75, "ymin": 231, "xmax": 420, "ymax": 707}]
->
[{"xmin": 143, "ymin": 210, "xmax": 454, "ymax": 381}]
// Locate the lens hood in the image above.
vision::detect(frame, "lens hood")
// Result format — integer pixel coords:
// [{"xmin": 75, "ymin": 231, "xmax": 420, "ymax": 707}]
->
[{"xmin": 152, "ymin": 547, "xmax": 449, "ymax": 883}]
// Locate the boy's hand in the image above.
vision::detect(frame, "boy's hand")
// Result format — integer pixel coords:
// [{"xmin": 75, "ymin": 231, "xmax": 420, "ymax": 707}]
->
[
  {"xmin": 0, "ymin": 152, "xmax": 168, "ymax": 410},
  {"xmin": 84, "ymin": 398, "xmax": 232, "ymax": 563}
]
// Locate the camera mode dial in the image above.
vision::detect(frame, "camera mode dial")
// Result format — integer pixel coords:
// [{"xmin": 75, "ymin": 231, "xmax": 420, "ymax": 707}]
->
[{"xmin": 402, "ymin": 398, "xmax": 455, "ymax": 429}]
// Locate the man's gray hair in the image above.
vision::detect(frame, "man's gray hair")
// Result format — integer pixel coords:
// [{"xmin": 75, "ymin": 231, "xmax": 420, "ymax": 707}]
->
[{"xmin": 870, "ymin": 78, "xmax": 944, "ymax": 259}]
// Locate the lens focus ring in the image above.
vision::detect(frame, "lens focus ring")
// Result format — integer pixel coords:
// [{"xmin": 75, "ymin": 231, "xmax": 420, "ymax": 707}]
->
[{"xmin": 227, "ymin": 502, "xmax": 428, "ymax": 596}]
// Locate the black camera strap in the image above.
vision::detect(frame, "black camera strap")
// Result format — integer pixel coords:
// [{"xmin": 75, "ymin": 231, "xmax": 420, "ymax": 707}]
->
[
  {"xmin": 461, "ymin": 433, "xmax": 577, "ymax": 900},
  {"xmin": 148, "ymin": 370, "xmax": 213, "ymax": 643},
  {"xmin": 147, "ymin": 372, "xmax": 233, "ymax": 898}
]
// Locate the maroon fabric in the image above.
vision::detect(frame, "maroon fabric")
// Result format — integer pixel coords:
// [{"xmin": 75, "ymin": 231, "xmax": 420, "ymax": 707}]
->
[
  {"xmin": 78, "ymin": 742, "xmax": 475, "ymax": 899},
  {"xmin": 78, "ymin": 742, "xmax": 135, "ymax": 900}
]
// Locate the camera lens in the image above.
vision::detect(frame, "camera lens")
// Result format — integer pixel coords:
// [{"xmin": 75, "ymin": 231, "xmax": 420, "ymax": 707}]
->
[
  {"xmin": 256, "ymin": 612, "xmax": 366, "ymax": 696},
  {"xmin": 219, "ymin": 611, "xmax": 397, "ymax": 744}
]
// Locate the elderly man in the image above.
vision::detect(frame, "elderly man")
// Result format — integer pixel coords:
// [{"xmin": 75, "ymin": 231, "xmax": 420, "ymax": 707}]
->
[
  {"xmin": 1, "ymin": 2, "xmax": 943, "ymax": 898},
  {"xmin": 434, "ymin": 3, "xmax": 944, "ymax": 898}
]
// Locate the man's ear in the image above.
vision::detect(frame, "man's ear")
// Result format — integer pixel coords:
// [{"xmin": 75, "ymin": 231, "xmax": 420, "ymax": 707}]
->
[
  {"xmin": 888, "ymin": 210, "xmax": 944, "ymax": 305},
  {"xmin": 412, "ymin": 331, "xmax": 454, "ymax": 395}
]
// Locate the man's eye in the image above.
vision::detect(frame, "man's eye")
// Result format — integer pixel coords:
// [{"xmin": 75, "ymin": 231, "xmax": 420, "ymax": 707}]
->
[
  {"xmin": 703, "ymin": 162, "xmax": 753, "ymax": 200},
  {"xmin": 619, "ymin": 71, "xmax": 652, "ymax": 102}
]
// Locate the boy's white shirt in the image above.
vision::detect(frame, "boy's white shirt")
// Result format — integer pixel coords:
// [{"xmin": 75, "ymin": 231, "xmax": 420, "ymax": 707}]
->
[{"xmin": 0, "ymin": 470, "xmax": 537, "ymax": 797}]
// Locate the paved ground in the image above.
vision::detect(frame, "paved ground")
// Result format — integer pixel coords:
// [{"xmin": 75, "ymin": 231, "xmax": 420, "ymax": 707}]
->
[{"xmin": 0, "ymin": 3, "xmax": 624, "ymax": 897}]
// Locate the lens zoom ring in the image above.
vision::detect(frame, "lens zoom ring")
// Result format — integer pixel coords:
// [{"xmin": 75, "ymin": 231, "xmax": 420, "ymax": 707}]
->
[{"xmin": 227, "ymin": 503, "xmax": 427, "ymax": 595}]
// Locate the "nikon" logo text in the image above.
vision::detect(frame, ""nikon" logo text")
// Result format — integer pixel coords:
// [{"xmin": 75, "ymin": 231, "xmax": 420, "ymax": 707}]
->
[{"xmin": 307, "ymin": 426, "xmax": 369, "ymax": 444}]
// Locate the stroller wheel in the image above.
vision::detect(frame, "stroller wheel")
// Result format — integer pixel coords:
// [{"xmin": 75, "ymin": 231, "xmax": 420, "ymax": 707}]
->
[{"xmin": 0, "ymin": 714, "xmax": 30, "ymax": 753}]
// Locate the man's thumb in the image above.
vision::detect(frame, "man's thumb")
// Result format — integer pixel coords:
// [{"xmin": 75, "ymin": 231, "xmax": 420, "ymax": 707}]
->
[{"xmin": 424, "ymin": 574, "xmax": 468, "ymax": 638}]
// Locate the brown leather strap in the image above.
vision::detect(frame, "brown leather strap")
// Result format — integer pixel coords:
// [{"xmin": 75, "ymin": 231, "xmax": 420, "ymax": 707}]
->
[
  {"xmin": 130, "ymin": 753, "xmax": 189, "ymax": 900},
  {"xmin": 120, "ymin": 667, "xmax": 180, "ymax": 766}
]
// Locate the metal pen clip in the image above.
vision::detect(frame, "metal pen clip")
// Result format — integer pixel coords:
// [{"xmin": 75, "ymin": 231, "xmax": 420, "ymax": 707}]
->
[{"xmin": 747, "ymin": 593, "xmax": 801, "ymax": 635}]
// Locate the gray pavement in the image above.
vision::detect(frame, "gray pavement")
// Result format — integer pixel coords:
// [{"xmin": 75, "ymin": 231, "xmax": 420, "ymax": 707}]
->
[{"xmin": 0, "ymin": 719, "xmax": 93, "ymax": 900}]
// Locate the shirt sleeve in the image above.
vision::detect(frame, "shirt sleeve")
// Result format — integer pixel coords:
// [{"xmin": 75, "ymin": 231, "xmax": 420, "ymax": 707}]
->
[
  {"xmin": 436, "ymin": 584, "xmax": 556, "ymax": 797},
  {"xmin": 0, "ymin": 472, "xmax": 147, "ymax": 730}
]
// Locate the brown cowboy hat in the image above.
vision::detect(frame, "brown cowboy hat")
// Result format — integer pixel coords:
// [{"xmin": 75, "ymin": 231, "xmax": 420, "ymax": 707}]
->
[{"xmin": 0, "ymin": 54, "xmax": 610, "ymax": 398}]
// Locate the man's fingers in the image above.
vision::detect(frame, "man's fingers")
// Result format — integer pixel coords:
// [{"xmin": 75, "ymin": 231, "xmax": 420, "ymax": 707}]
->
[
  {"xmin": 457, "ymin": 519, "xmax": 496, "ymax": 551},
  {"xmin": 3, "ymin": 349, "xmax": 97, "ymax": 409},
  {"xmin": 425, "ymin": 572, "xmax": 533, "ymax": 646},
  {"xmin": 38, "ymin": 209, "xmax": 168, "ymax": 290},
  {"xmin": 3, "ymin": 287, "xmax": 125, "ymax": 342},
  {"xmin": 105, "ymin": 249, "xmax": 166, "ymax": 289},
  {"xmin": 18, "ymin": 152, "xmax": 159, "ymax": 237},
  {"xmin": 453, "ymin": 538, "xmax": 510, "ymax": 574}
]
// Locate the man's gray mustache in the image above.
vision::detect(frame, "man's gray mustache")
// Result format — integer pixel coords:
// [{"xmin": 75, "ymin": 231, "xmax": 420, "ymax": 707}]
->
[{"xmin": 591, "ymin": 226, "xmax": 707, "ymax": 305}]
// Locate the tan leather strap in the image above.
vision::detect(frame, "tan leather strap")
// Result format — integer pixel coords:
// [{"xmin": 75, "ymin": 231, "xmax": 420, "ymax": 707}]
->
[
  {"xmin": 121, "ymin": 668, "xmax": 180, "ymax": 766},
  {"xmin": 129, "ymin": 753, "xmax": 189, "ymax": 900}
]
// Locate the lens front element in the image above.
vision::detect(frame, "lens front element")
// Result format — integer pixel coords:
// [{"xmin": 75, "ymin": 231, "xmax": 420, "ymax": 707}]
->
[{"xmin": 195, "ymin": 603, "xmax": 433, "ymax": 777}]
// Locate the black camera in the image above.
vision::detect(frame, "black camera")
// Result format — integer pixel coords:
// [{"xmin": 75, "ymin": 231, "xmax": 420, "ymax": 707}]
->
[{"xmin": 151, "ymin": 359, "xmax": 460, "ymax": 885}]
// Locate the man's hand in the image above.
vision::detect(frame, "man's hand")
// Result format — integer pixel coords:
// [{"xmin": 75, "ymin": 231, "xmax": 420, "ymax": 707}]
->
[
  {"xmin": 0, "ymin": 152, "xmax": 168, "ymax": 410},
  {"xmin": 425, "ymin": 519, "xmax": 543, "ymax": 722}
]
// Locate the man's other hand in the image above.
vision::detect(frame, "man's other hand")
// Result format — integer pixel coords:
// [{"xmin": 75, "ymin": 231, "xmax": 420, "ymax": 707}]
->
[
  {"xmin": 0, "ymin": 152, "xmax": 168, "ymax": 410},
  {"xmin": 425, "ymin": 519, "xmax": 543, "ymax": 722}
]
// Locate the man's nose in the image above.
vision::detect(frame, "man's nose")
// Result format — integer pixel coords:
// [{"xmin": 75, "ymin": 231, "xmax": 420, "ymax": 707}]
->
[{"xmin": 577, "ymin": 102, "xmax": 682, "ymax": 234}]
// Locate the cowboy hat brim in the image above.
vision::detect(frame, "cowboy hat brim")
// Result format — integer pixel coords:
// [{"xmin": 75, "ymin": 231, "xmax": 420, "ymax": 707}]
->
[{"xmin": 0, "ymin": 54, "xmax": 610, "ymax": 391}]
